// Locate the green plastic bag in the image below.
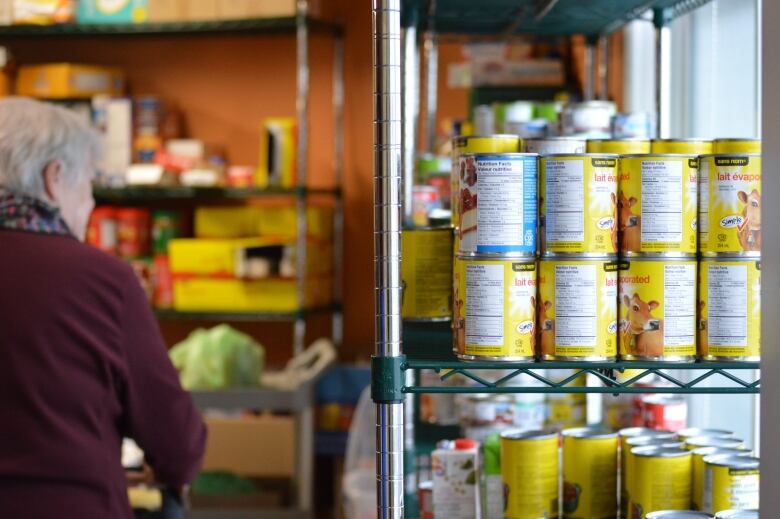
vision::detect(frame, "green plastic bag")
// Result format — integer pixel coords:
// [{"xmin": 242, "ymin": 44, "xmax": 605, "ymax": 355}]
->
[{"xmin": 169, "ymin": 324, "xmax": 265, "ymax": 390}]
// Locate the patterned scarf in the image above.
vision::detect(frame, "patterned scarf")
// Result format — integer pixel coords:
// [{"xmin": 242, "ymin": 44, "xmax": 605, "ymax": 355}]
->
[{"xmin": 0, "ymin": 190, "xmax": 74, "ymax": 238}]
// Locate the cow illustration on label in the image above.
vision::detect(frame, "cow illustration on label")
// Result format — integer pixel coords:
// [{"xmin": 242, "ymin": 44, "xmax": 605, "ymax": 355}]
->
[
  {"xmin": 539, "ymin": 299, "xmax": 555, "ymax": 357},
  {"xmin": 618, "ymin": 191, "xmax": 640, "ymax": 252},
  {"xmin": 737, "ymin": 189, "xmax": 761, "ymax": 251},
  {"xmin": 610, "ymin": 192, "xmax": 619, "ymax": 252},
  {"xmin": 698, "ymin": 300, "xmax": 708, "ymax": 357},
  {"xmin": 622, "ymin": 293, "xmax": 663, "ymax": 357}
]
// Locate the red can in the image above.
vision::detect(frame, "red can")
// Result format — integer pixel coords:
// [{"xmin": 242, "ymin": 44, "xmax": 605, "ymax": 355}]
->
[
  {"xmin": 419, "ymin": 480, "xmax": 434, "ymax": 519},
  {"xmin": 641, "ymin": 394, "xmax": 687, "ymax": 432},
  {"xmin": 86, "ymin": 206, "xmax": 117, "ymax": 254},
  {"xmin": 153, "ymin": 255, "xmax": 173, "ymax": 309},
  {"xmin": 426, "ymin": 173, "xmax": 451, "ymax": 209},
  {"xmin": 116, "ymin": 208, "xmax": 151, "ymax": 259},
  {"xmin": 412, "ymin": 186, "xmax": 441, "ymax": 226}
]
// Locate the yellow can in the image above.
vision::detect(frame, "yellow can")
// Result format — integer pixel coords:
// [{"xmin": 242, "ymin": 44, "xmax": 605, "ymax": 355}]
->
[
  {"xmin": 619, "ymin": 258, "xmax": 697, "ymax": 360},
  {"xmin": 587, "ymin": 139, "xmax": 651, "ymax": 154},
  {"xmin": 692, "ymin": 447, "xmax": 751, "ymax": 511},
  {"xmin": 651, "ymin": 138, "xmax": 713, "ymax": 155},
  {"xmin": 540, "ymin": 154, "xmax": 618, "ymax": 254},
  {"xmin": 545, "ymin": 369, "xmax": 586, "ymax": 429},
  {"xmin": 622, "ymin": 436, "xmax": 683, "ymax": 519},
  {"xmin": 618, "ymin": 154, "xmax": 698, "ymax": 254},
  {"xmin": 453, "ymin": 255, "xmax": 537, "ymax": 361},
  {"xmin": 401, "ymin": 227, "xmax": 453, "ymax": 321},
  {"xmin": 501, "ymin": 429, "xmax": 560, "ymax": 519},
  {"xmin": 562, "ymin": 428, "xmax": 618, "ymax": 519},
  {"xmin": 677, "ymin": 428, "xmax": 734, "ymax": 441},
  {"xmin": 713, "ymin": 138, "xmax": 761, "ymax": 154},
  {"xmin": 698, "ymin": 154, "xmax": 761, "ymax": 255},
  {"xmin": 703, "ymin": 455, "xmax": 759, "ymax": 514},
  {"xmin": 630, "ymin": 446, "xmax": 692, "ymax": 519},
  {"xmin": 451, "ymin": 134, "xmax": 522, "ymax": 226},
  {"xmin": 698, "ymin": 257, "xmax": 761, "ymax": 361},
  {"xmin": 685, "ymin": 436, "xmax": 745, "ymax": 451},
  {"xmin": 538, "ymin": 257, "xmax": 619, "ymax": 360}
]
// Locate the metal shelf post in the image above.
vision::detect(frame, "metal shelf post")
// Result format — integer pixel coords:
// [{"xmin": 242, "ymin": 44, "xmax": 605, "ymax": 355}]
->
[
  {"xmin": 422, "ymin": 6, "xmax": 438, "ymax": 153},
  {"xmin": 402, "ymin": 15, "xmax": 420, "ymax": 225},
  {"xmin": 373, "ymin": 0, "xmax": 404, "ymax": 518},
  {"xmin": 332, "ymin": 32, "xmax": 345, "ymax": 348},
  {"xmin": 654, "ymin": 8, "xmax": 672, "ymax": 138}
]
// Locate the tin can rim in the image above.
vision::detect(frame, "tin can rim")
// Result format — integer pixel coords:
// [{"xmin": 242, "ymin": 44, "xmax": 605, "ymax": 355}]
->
[
  {"xmin": 698, "ymin": 153, "xmax": 761, "ymax": 158},
  {"xmin": 540, "ymin": 254, "xmax": 619, "ymax": 261},
  {"xmin": 562, "ymin": 427, "xmax": 617, "ymax": 439},
  {"xmin": 540, "ymin": 152, "xmax": 619, "ymax": 158},
  {"xmin": 703, "ymin": 454, "xmax": 759, "ymax": 468},
  {"xmin": 699, "ymin": 255, "xmax": 762, "ymax": 262},
  {"xmin": 678, "ymin": 427, "xmax": 733, "ymax": 438},
  {"xmin": 618, "ymin": 427, "xmax": 671, "ymax": 438},
  {"xmin": 651, "ymin": 138, "xmax": 712, "ymax": 143},
  {"xmin": 620, "ymin": 153, "xmax": 700, "ymax": 158},
  {"xmin": 454, "ymin": 134, "xmax": 522, "ymax": 141},
  {"xmin": 462, "ymin": 152, "xmax": 539, "ymax": 158},
  {"xmin": 588, "ymin": 138, "xmax": 651, "ymax": 142},
  {"xmin": 402, "ymin": 225, "xmax": 454, "ymax": 232},
  {"xmin": 713, "ymin": 510, "xmax": 759, "ymax": 519},
  {"xmin": 713, "ymin": 137, "xmax": 761, "ymax": 142},
  {"xmin": 500, "ymin": 428, "xmax": 559, "ymax": 441},
  {"xmin": 646, "ymin": 512, "xmax": 714, "ymax": 519},
  {"xmin": 692, "ymin": 446, "xmax": 751, "ymax": 457},
  {"xmin": 686, "ymin": 436, "xmax": 745, "ymax": 447},
  {"xmin": 632, "ymin": 445, "xmax": 691, "ymax": 458},
  {"xmin": 526, "ymin": 136, "xmax": 587, "ymax": 142},
  {"xmin": 620, "ymin": 256, "xmax": 698, "ymax": 263},
  {"xmin": 625, "ymin": 436, "xmax": 680, "ymax": 447},
  {"xmin": 456, "ymin": 253, "xmax": 537, "ymax": 262}
]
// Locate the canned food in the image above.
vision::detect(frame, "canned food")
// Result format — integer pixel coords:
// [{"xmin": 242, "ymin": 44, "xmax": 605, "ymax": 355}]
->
[
  {"xmin": 152, "ymin": 255, "xmax": 173, "ymax": 309},
  {"xmin": 458, "ymin": 393, "xmax": 515, "ymax": 428},
  {"xmin": 698, "ymin": 154, "xmax": 761, "ymax": 255},
  {"xmin": 538, "ymin": 256, "xmax": 619, "ymax": 360},
  {"xmin": 116, "ymin": 208, "xmax": 151, "ymax": 260},
  {"xmin": 545, "ymin": 369, "xmax": 587, "ymax": 429},
  {"xmin": 587, "ymin": 138, "xmax": 651, "ymax": 154},
  {"xmin": 412, "ymin": 185, "xmax": 441, "ymax": 227},
  {"xmin": 458, "ymin": 153, "xmax": 538, "ymax": 255},
  {"xmin": 401, "ymin": 227, "xmax": 454, "ymax": 321},
  {"xmin": 619, "ymin": 258, "xmax": 697, "ymax": 360},
  {"xmin": 151, "ymin": 209, "xmax": 181, "ymax": 256},
  {"xmin": 630, "ymin": 447, "xmax": 692, "ymax": 519},
  {"xmin": 525, "ymin": 137, "xmax": 586, "ymax": 154},
  {"xmin": 419, "ymin": 480, "xmax": 433, "ymax": 519},
  {"xmin": 641, "ymin": 395, "xmax": 687, "ymax": 431},
  {"xmin": 651, "ymin": 139, "xmax": 713, "ymax": 155},
  {"xmin": 698, "ymin": 257, "xmax": 761, "ymax": 361},
  {"xmin": 453, "ymin": 256, "xmax": 537, "ymax": 361},
  {"xmin": 619, "ymin": 427, "xmax": 676, "ymax": 444},
  {"xmin": 646, "ymin": 512, "xmax": 714, "ymax": 518},
  {"xmin": 703, "ymin": 455, "xmax": 759, "ymax": 514},
  {"xmin": 562, "ymin": 101, "xmax": 617, "ymax": 135},
  {"xmin": 562, "ymin": 428, "xmax": 618, "ymax": 519},
  {"xmin": 712, "ymin": 138, "xmax": 761, "ymax": 154},
  {"xmin": 685, "ymin": 436, "xmax": 745, "ymax": 451},
  {"xmin": 692, "ymin": 447, "xmax": 751, "ymax": 512},
  {"xmin": 540, "ymin": 154, "xmax": 618, "ymax": 254},
  {"xmin": 451, "ymin": 135, "xmax": 522, "ymax": 226},
  {"xmin": 500, "ymin": 429, "xmax": 560, "ymax": 519},
  {"xmin": 677, "ymin": 428, "xmax": 734, "ymax": 441},
  {"xmin": 618, "ymin": 154, "xmax": 698, "ymax": 255},
  {"xmin": 713, "ymin": 510, "xmax": 758, "ymax": 519},
  {"xmin": 87, "ymin": 206, "xmax": 117, "ymax": 254},
  {"xmin": 621, "ymin": 436, "xmax": 684, "ymax": 518}
]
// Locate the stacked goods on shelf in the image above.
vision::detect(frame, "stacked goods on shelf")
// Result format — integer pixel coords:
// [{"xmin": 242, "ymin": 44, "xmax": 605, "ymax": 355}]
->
[{"xmin": 424, "ymin": 426, "xmax": 759, "ymax": 519}]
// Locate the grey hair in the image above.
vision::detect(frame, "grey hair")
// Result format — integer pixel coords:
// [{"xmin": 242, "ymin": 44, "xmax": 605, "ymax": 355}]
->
[{"xmin": 0, "ymin": 97, "xmax": 101, "ymax": 199}]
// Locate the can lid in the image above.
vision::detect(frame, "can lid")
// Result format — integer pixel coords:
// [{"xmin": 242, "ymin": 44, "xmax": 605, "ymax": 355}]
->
[
  {"xmin": 677, "ymin": 427, "xmax": 733, "ymax": 439},
  {"xmin": 526, "ymin": 136, "xmax": 586, "ymax": 142},
  {"xmin": 686, "ymin": 436, "xmax": 745, "ymax": 449},
  {"xmin": 692, "ymin": 446, "xmax": 751, "ymax": 458},
  {"xmin": 703, "ymin": 454, "xmax": 759, "ymax": 469},
  {"xmin": 646, "ymin": 511, "xmax": 715, "ymax": 519},
  {"xmin": 626, "ymin": 437, "xmax": 682, "ymax": 449},
  {"xmin": 619, "ymin": 427, "xmax": 673, "ymax": 438},
  {"xmin": 588, "ymin": 138, "xmax": 651, "ymax": 142},
  {"xmin": 454, "ymin": 438, "xmax": 477, "ymax": 450},
  {"xmin": 632, "ymin": 446, "xmax": 691, "ymax": 458},
  {"xmin": 562, "ymin": 427, "xmax": 617, "ymax": 439},
  {"xmin": 500, "ymin": 428, "xmax": 559, "ymax": 441},
  {"xmin": 713, "ymin": 137, "xmax": 761, "ymax": 142},
  {"xmin": 466, "ymin": 152, "xmax": 539, "ymax": 158},
  {"xmin": 714, "ymin": 510, "xmax": 759, "ymax": 519},
  {"xmin": 539, "ymin": 254, "xmax": 618, "ymax": 261},
  {"xmin": 651, "ymin": 138, "xmax": 711, "ymax": 142}
]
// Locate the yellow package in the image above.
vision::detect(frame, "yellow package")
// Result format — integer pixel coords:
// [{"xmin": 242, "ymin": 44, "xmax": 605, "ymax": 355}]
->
[
  {"xmin": 194, "ymin": 204, "xmax": 333, "ymax": 240},
  {"xmin": 256, "ymin": 117, "xmax": 297, "ymax": 188},
  {"xmin": 169, "ymin": 238, "xmax": 282, "ymax": 276},
  {"xmin": 16, "ymin": 63, "xmax": 124, "ymax": 99}
]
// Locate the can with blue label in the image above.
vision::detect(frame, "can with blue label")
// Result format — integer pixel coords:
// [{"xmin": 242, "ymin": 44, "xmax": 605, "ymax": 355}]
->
[{"xmin": 458, "ymin": 152, "xmax": 538, "ymax": 256}]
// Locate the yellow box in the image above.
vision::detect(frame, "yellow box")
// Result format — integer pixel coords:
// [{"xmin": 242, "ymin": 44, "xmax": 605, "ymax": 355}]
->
[
  {"xmin": 256, "ymin": 117, "xmax": 296, "ymax": 188},
  {"xmin": 203, "ymin": 415, "xmax": 295, "ymax": 478},
  {"xmin": 194, "ymin": 204, "xmax": 333, "ymax": 241},
  {"xmin": 169, "ymin": 237, "xmax": 282, "ymax": 277},
  {"xmin": 16, "ymin": 63, "xmax": 124, "ymax": 99},
  {"xmin": 172, "ymin": 275, "xmax": 332, "ymax": 312},
  {"xmin": 148, "ymin": 0, "xmax": 184, "ymax": 21}
]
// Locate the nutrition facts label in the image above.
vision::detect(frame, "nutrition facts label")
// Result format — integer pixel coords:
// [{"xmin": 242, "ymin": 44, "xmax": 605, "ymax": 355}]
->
[
  {"xmin": 698, "ymin": 159, "xmax": 710, "ymax": 240},
  {"xmin": 641, "ymin": 160, "xmax": 683, "ymax": 243},
  {"xmin": 465, "ymin": 263, "xmax": 504, "ymax": 346},
  {"xmin": 663, "ymin": 263, "xmax": 696, "ymax": 346},
  {"xmin": 708, "ymin": 264, "xmax": 748, "ymax": 347},
  {"xmin": 545, "ymin": 159, "xmax": 584, "ymax": 243},
  {"xmin": 554, "ymin": 264, "xmax": 597, "ymax": 347},
  {"xmin": 477, "ymin": 158, "xmax": 525, "ymax": 246}
]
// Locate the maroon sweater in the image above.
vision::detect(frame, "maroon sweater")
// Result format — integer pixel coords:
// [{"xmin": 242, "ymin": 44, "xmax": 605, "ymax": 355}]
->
[{"xmin": 0, "ymin": 230, "xmax": 206, "ymax": 518}]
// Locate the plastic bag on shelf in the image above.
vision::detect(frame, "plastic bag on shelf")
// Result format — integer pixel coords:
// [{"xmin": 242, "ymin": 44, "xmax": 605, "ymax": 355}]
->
[
  {"xmin": 169, "ymin": 324, "xmax": 264, "ymax": 390},
  {"xmin": 342, "ymin": 385, "xmax": 376, "ymax": 519}
]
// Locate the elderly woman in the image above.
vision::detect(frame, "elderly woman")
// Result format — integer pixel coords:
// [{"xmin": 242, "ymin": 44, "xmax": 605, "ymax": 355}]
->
[{"xmin": 0, "ymin": 97, "xmax": 206, "ymax": 517}]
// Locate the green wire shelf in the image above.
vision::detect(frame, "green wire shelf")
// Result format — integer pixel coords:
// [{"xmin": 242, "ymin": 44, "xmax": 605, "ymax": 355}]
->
[{"xmin": 94, "ymin": 185, "xmax": 340, "ymax": 203}]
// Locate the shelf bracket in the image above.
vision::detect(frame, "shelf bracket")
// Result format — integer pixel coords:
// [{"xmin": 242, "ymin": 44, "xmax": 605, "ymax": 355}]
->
[{"xmin": 371, "ymin": 355, "xmax": 407, "ymax": 403}]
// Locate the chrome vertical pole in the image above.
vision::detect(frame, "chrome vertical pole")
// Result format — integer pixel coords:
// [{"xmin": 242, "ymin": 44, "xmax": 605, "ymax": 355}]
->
[
  {"xmin": 294, "ymin": 0, "xmax": 310, "ymax": 357},
  {"xmin": 294, "ymin": 0, "xmax": 311, "ymax": 512},
  {"xmin": 422, "ymin": 10, "xmax": 438, "ymax": 153},
  {"xmin": 584, "ymin": 40, "xmax": 596, "ymax": 101},
  {"xmin": 332, "ymin": 34, "xmax": 345, "ymax": 348},
  {"xmin": 654, "ymin": 10, "xmax": 671, "ymax": 138},
  {"xmin": 374, "ymin": 0, "xmax": 404, "ymax": 517},
  {"xmin": 402, "ymin": 20, "xmax": 419, "ymax": 225},
  {"xmin": 598, "ymin": 35, "xmax": 609, "ymax": 100}
]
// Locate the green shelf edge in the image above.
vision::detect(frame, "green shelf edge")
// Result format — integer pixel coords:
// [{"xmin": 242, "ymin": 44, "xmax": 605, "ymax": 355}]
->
[
  {"xmin": 94, "ymin": 185, "xmax": 341, "ymax": 202},
  {"xmin": 0, "ymin": 17, "xmax": 342, "ymax": 38}
]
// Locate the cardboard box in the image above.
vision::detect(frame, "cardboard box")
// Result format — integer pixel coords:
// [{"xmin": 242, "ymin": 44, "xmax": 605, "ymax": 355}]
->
[
  {"xmin": 217, "ymin": 0, "xmax": 319, "ymax": 20},
  {"xmin": 77, "ymin": 0, "xmax": 148, "ymax": 24},
  {"xmin": 256, "ymin": 117, "xmax": 296, "ymax": 188},
  {"xmin": 184, "ymin": 0, "xmax": 218, "ymax": 20},
  {"xmin": 16, "ymin": 63, "xmax": 124, "ymax": 99},
  {"xmin": 148, "ymin": 0, "xmax": 184, "ymax": 22},
  {"xmin": 203, "ymin": 415, "xmax": 295, "ymax": 478},
  {"xmin": 194, "ymin": 205, "xmax": 334, "ymax": 241},
  {"xmin": 168, "ymin": 237, "xmax": 282, "ymax": 277}
]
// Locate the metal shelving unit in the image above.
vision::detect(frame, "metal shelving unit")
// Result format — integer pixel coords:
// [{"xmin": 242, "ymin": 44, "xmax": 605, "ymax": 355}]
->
[
  {"xmin": 1, "ymin": 4, "xmax": 343, "ymax": 518},
  {"xmin": 371, "ymin": 0, "xmax": 759, "ymax": 517}
]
